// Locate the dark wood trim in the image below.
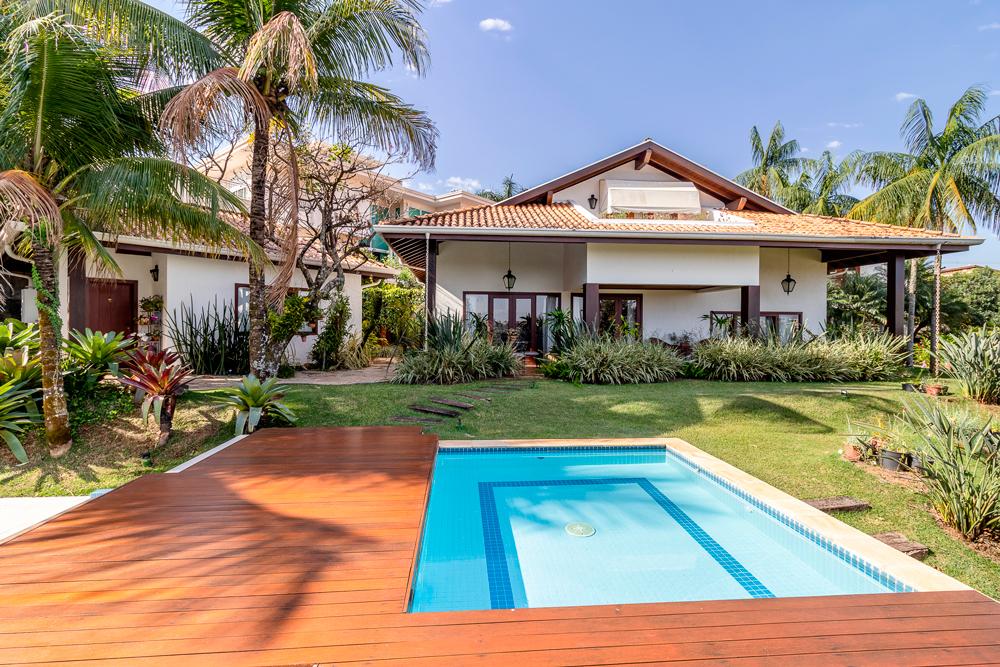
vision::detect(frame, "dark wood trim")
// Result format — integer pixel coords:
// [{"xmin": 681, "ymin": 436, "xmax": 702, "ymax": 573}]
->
[
  {"xmin": 886, "ymin": 253, "xmax": 905, "ymax": 336},
  {"xmin": 635, "ymin": 148, "xmax": 652, "ymax": 170},
  {"xmin": 583, "ymin": 283, "xmax": 599, "ymax": 328},
  {"xmin": 67, "ymin": 251, "xmax": 88, "ymax": 331},
  {"xmin": 84, "ymin": 278, "xmax": 138, "ymax": 335},
  {"xmin": 712, "ymin": 309, "xmax": 803, "ymax": 336},
  {"xmin": 726, "ymin": 197, "xmax": 748, "ymax": 211},
  {"xmin": 740, "ymin": 285, "xmax": 761, "ymax": 330},
  {"xmin": 425, "ymin": 240, "xmax": 437, "ymax": 316},
  {"xmin": 461, "ymin": 291, "xmax": 562, "ymax": 352}
]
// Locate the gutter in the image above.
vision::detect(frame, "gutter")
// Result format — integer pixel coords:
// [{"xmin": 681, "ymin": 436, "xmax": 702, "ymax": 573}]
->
[{"xmin": 374, "ymin": 225, "xmax": 983, "ymax": 247}]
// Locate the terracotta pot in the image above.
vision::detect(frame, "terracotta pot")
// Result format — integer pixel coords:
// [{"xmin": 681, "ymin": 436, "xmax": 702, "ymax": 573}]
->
[
  {"xmin": 924, "ymin": 384, "xmax": 948, "ymax": 396},
  {"xmin": 844, "ymin": 445, "xmax": 862, "ymax": 462}
]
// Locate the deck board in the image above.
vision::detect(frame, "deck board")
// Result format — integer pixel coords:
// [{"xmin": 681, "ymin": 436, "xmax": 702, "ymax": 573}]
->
[{"xmin": 1, "ymin": 426, "xmax": 998, "ymax": 666}]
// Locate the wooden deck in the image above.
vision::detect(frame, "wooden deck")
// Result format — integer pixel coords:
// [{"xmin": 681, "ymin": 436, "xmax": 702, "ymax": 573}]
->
[{"xmin": 2, "ymin": 426, "xmax": 999, "ymax": 666}]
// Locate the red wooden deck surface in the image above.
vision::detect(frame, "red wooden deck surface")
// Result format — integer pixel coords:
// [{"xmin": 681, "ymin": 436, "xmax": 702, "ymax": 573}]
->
[{"xmin": 2, "ymin": 426, "xmax": 999, "ymax": 666}]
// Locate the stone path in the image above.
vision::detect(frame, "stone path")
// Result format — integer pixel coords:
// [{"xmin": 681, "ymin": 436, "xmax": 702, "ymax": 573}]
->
[
  {"xmin": 189, "ymin": 359, "xmax": 396, "ymax": 390},
  {"xmin": 391, "ymin": 379, "xmax": 533, "ymax": 426}
]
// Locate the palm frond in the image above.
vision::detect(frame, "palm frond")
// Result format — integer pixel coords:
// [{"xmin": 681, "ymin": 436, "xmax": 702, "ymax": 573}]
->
[
  {"xmin": 901, "ymin": 98, "xmax": 935, "ymax": 156},
  {"xmin": 265, "ymin": 133, "xmax": 301, "ymax": 306},
  {"xmin": 239, "ymin": 11, "xmax": 318, "ymax": 93},
  {"xmin": 302, "ymin": 76, "xmax": 436, "ymax": 170},
  {"xmin": 0, "ymin": 170, "xmax": 62, "ymax": 236},
  {"xmin": 61, "ymin": 211, "xmax": 122, "ymax": 277}
]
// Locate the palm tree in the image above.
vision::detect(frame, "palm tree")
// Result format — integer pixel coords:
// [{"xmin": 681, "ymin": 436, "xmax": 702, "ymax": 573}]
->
[
  {"xmin": 159, "ymin": 0, "xmax": 438, "ymax": 379},
  {"xmin": 476, "ymin": 174, "xmax": 524, "ymax": 202},
  {"xmin": 783, "ymin": 151, "xmax": 860, "ymax": 216},
  {"xmin": 735, "ymin": 121, "xmax": 810, "ymax": 204},
  {"xmin": 850, "ymin": 86, "xmax": 1000, "ymax": 373},
  {"xmin": 0, "ymin": 17, "xmax": 256, "ymax": 457}
]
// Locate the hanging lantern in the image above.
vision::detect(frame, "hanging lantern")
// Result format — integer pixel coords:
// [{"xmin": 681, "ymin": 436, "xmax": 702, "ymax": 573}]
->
[
  {"xmin": 502, "ymin": 242, "xmax": 516, "ymax": 291},
  {"xmin": 780, "ymin": 248, "xmax": 796, "ymax": 294}
]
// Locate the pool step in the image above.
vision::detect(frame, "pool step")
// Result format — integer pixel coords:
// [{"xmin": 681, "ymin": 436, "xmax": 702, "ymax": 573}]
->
[
  {"xmin": 391, "ymin": 415, "xmax": 444, "ymax": 425},
  {"xmin": 430, "ymin": 397, "xmax": 475, "ymax": 410},
  {"xmin": 410, "ymin": 404, "xmax": 461, "ymax": 418},
  {"xmin": 804, "ymin": 496, "xmax": 871, "ymax": 513},
  {"xmin": 873, "ymin": 532, "xmax": 930, "ymax": 560}
]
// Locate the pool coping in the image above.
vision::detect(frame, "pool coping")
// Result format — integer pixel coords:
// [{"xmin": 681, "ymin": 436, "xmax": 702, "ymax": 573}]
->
[{"xmin": 439, "ymin": 437, "xmax": 970, "ymax": 594}]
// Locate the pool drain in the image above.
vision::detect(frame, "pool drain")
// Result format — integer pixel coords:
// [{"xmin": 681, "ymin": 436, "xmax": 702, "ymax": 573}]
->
[{"xmin": 565, "ymin": 522, "xmax": 596, "ymax": 537}]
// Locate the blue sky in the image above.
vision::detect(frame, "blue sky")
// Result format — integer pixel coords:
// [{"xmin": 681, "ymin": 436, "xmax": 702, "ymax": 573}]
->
[{"xmin": 149, "ymin": 0, "xmax": 1000, "ymax": 267}]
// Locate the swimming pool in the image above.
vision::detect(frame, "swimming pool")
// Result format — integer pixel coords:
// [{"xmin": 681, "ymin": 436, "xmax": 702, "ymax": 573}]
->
[{"xmin": 409, "ymin": 444, "xmax": 915, "ymax": 613}]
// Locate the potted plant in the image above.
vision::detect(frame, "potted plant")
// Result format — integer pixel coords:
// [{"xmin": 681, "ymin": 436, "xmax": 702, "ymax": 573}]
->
[
  {"xmin": 140, "ymin": 295, "xmax": 164, "ymax": 313},
  {"xmin": 878, "ymin": 444, "xmax": 907, "ymax": 471},
  {"xmin": 922, "ymin": 382, "xmax": 949, "ymax": 396}
]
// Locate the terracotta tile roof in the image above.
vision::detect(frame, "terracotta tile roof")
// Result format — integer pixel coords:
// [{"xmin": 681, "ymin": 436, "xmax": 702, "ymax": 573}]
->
[{"xmin": 378, "ymin": 203, "xmax": 974, "ymax": 243}]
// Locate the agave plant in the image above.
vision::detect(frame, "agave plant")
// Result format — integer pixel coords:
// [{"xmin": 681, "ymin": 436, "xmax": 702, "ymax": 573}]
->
[
  {"xmin": 214, "ymin": 375, "xmax": 296, "ymax": 435},
  {"xmin": 118, "ymin": 359, "xmax": 193, "ymax": 447},
  {"xmin": 0, "ymin": 380, "xmax": 40, "ymax": 464},
  {"xmin": 0, "ymin": 319, "xmax": 39, "ymax": 355}
]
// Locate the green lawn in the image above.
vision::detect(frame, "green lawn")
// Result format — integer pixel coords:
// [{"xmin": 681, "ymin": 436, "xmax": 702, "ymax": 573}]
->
[
  {"xmin": 281, "ymin": 378, "xmax": 1000, "ymax": 597},
  {"xmin": 2, "ymin": 377, "xmax": 998, "ymax": 597}
]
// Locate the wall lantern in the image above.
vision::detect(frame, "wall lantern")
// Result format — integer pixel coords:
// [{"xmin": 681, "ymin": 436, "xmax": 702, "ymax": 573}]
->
[
  {"xmin": 149, "ymin": 264, "xmax": 160, "ymax": 282},
  {"xmin": 587, "ymin": 194, "xmax": 598, "ymax": 210},
  {"xmin": 502, "ymin": 242, "xmax": 516, "ymax": 291},
  {"xmin": 780, "ymin": 249, "xmax": 796, "ymax": 294}
]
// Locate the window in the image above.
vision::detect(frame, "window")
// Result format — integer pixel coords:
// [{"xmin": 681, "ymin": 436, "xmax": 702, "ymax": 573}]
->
[
  {"xmin": 407, "ymin": 207, "xmax": 430, "ymax": 217},
  {"xmin": 709, "ymin": 311, "xmax": 803, "ymax": 342},
  {"xmin": 572, "ymin": 293, "xmax": 642, "ymax": 337},
  {"xmin": 235, "ymin": 284, "xmax": 318, "ymax": 336},
  {"xmin": 463, "ymin": 292, "xmax": 561, "ymax": 352}
]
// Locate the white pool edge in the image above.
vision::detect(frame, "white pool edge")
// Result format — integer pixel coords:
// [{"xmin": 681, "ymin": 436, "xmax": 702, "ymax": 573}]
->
[
  {"xmin": 167, "ymin": 434, "xmax": 248, "ymax": 473},
  {"xmin": 439, "ymin": 437, "xmax": 970, "ymax": 594}
]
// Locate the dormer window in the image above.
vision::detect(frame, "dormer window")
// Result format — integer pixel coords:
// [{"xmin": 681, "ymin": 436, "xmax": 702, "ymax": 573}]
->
[{"xmin": 597, "ymin": 180, "xmax": 701, "ymax": 215}]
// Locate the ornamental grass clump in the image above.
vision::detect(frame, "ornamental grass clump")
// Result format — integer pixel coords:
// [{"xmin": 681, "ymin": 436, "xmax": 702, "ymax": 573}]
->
[
  {"xmin": 542, "ymin": 335, "xmax": 683, "ymax": 385},
  {"xmin": 939, "ymin": 327, "xmax": 1000, "ymax": 404}
]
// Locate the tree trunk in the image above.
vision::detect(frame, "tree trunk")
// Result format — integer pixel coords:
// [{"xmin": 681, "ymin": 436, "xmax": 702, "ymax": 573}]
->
[
  {"xmin": 930, "ymin": 250, "xmax": 942, "ymax": 377},
  {"xmin": 157, "ymin": 395, "xmax": 176, "ymax": 448},
  {"xmin": 247, "ymin": 124, "xmax": 276, "ymax": 380},
  {"xmin": 906, "ymin": 258, "xmax": 918, "ymax": 366},
  {"xmin": 32, "ymin": 242, "xmax": 73, "ymax": 458}
]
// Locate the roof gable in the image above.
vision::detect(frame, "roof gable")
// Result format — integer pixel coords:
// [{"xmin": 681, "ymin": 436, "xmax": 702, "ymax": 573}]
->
[{"xmin": 502, "ymin": 139, "xmax": 793, "ymax": 214}]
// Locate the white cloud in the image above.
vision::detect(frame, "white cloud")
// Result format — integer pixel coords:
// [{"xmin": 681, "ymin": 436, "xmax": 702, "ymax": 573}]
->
[
  {"xmin": 826, "ymin": 122, "xmax": 862, "ymax": 129},
  {"xmin": 479, "ymin": 18, "xmax": 513, "ymax": 32},
  {"xmin": 445, "ymin": 176, "xmax": 481, "ymax": 191},
  {"xmin": 895, "ymin": 91, "xmax": 917, "ymax": 102},
  {"xmin": 990, "ymin": 90, "xmax": 1000, "ymax": 96},
  {"xmin": 429, "ymin": 0, "xmax": 452, "ymax": 5},
  {"xmin": 800, "ymin": 147, "xmax": 811, "ymax": 153},
  {"xmin": 825, "ymin": 140, "xmax": 842, "ymax": 149},
  {"xmin": 979, "ymin": 22, "xmax": 1000, "ymax": 30},
  {"xmin": 404, "ymin": 63, "xmax": 420, "ymax": 79}
]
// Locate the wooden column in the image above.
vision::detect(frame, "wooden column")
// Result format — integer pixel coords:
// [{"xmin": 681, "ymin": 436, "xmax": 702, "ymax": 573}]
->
[
  {"xmin": 886, "ymin": 254, "xmax": 905, "ymax": 337},
  {"xmin": 583, "ymin": 283, "xmax": 599, "ymax": 329},
  {"xmin": 425, "ymin": 239, "xmax": 437, "ymax": 316},
  {"xmin": 740, "ymin": 285, "xmax": 760, "ymax": 334}
]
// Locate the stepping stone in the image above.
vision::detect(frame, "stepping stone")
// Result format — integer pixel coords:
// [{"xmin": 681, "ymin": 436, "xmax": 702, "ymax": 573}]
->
[
  {"xmin": 409, "ymin": 404, "xmax": 461, "ymax": 418},
  {"xmin": 478, "ymin": 386, "xmax": 522, "ymax": 393},
  {"xmin": 456, "ymin": 392, "xmax": 491, "ymax": 402},
  {"xmin": 873, "ymin": 532, "xmax": 930, "ymax": 561},
  {"xmin": 430, "ymin": 397, "xmax": 475, "ymax": 410},
  {"xmin": 805, "ymin": 496, "xmax": 872, "ymax": 513},
  {"xmin": 391, "ymin": 415, "xmax": 443, "ymax": 425}
]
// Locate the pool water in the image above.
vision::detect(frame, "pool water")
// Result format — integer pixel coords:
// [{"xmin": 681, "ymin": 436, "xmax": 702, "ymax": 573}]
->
[{"xmin": 409, "ymin": 447, "xmax": 909, "ymax": 613}]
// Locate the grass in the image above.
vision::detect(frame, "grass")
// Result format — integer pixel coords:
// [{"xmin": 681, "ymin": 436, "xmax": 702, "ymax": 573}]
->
[{"xmin": 2, "ymin": 377, "xmax": 998, "ymax": 597}]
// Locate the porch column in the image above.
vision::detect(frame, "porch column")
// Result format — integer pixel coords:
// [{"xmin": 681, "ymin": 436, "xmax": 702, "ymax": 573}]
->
[
  {"xmin": 886, "ymin": 253, "xmax": 905, "ymax": 337},
  {"xmin": 740, "ymin": 285, "xmax": 760, "ymax": 334},
  {"xmin": 583, "ymin": 283, "xmax": 599, "ymax": 329},
  {"xmin": 67, "ymin": 250, "xmax": 87, "ymax": 332},
  {"xmin": 425, "ymin": 239, "xmax": 437, "ymax": 316}
]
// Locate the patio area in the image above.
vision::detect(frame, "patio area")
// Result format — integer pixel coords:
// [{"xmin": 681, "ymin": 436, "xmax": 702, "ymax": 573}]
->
[{"xmin": 2, "ymin": 426, "xmax": 999, "ymax": 665}]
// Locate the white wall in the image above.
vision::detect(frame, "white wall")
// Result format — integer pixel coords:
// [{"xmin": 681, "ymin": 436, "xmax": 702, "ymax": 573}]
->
[
  {"xmin": 759, "ymin": 248, "xmax": 827, "ymax": 332},
  {"xmin": 553, "ymin": 163, "xmax": 726, "ymax": 210},
  {"xmin": 586, "ymin": 244, "xmax": 759, "ymax": 286}
]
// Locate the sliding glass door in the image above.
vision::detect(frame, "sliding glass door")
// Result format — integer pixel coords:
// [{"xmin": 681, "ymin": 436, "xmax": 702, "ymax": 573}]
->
[{"xmin": 464, "ymin": 292, "xmax": 561, "ymax": 352}]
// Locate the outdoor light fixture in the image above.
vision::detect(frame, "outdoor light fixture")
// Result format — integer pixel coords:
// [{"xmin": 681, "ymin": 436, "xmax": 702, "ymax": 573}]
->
[
  {"xmin": 502, "ymin": 242, "xmax": 516, "ymax": 291},
  {"xmin": 149, "ymin": 265, "xmax": 160, "ymax": 282},
  {"xmin": 780, "ymin": 249, "xmax": 796, "ymax": 294},
  {"xmin": 588, "ymin": 193, "xmax": 598, "ymax": 210}
]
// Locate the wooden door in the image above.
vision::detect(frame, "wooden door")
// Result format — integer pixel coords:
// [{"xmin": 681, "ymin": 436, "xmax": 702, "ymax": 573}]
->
[{"xmin": 86, "ymin": 280, "xmax": 137, "ymax": 335}]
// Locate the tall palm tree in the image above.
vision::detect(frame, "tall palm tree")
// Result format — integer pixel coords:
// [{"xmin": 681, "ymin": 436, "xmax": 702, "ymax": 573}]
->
[
  {"xmin": 159, "ymin": 0, "xmax": 438, "ymax": 379},
  {"xmin": 476, "ymin": 174, "xmax": 524, "ymax": 202},
  {"xmin": 850, "ymin": 86, "xmax": 1000, "ymax": 372},
  {"xmin": 735, "ymin": 121, "xmax": 810, "ymax": 204},
  {"xmin": 0, "ymin": 17, "xmax": 256, "ymax": 457},
  {"xmin": 783, "ymin": 151, "xmax": 860, "ymax": 216}
]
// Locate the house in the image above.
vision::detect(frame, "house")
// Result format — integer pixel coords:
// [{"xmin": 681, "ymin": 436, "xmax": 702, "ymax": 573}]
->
[
  {"xmin": 0, "ymin": 142, "xmax": 486, "ymax": 363},
  {"xmin": 377, "ymin": 139, "xmax": 982, "ymax": 352}
]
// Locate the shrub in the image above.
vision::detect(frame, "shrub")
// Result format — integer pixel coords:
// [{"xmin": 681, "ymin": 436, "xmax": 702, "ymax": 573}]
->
[
  {"xmin": 900, "ymin": 400, "xmax": 1000, "ymax": 540},
  {"xmin": 64, "ymin": 329, "xmax": 133, "ymax": 381},
  {"xmin": 0, "ymin": 347, "xmax": 41, "ymax": 390},
  {"xmin": 0, "ymin": 319, "xmax": 39, "ymax": 355},
  {"xmin": 392, "ymin": 313, "xmax": 521, "ymax": 385},
  {"xmin": 0, "ymin": 380, "xmax": 40, "ymax": 464},
  {"xmin": 118, "ymin": 356, "xmax": 193, "ymax": 447},
  {"xmin": 542, "ymin": 335, "xmax": 683, "ymax": 384},
  {"xmin": 214, "ymin": 374, "xmax": 297, "ymax": 435},
  {"xmin": 311, "ymin": 292, "xmax": 353, "ymax": 370},
  {"xmin": 691, "ymin": 333, "xmax": 905, "ymax": 382},
  {"xmin": 166, "ymin": 298, "xmax": 249, "ymax": 375},
  {"xmin": 939, "ymin": 327, "xmax": 1000, "ymax": 404}
]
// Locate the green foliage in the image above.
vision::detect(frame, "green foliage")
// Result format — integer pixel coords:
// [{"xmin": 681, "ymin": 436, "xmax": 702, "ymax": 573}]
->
[
  {"xmin": 544, "ymin": 309, "xmax": 579, "ymax": 354},
  {"xmin": 541, "ymin": 335, "xmax": 683, "ymax": 385},
  {"xmin": 0, "ymin": 319, "xmax": 38, "ymax": 355},
  {"xmin": 118, "ymin": 356, "xmax": 193, "ymax": 427},
  {"xmin": 213, "ymin": 375, "xmax": 297, "ymax": 435},
  {"xmin": 944, "ymin": 268, "xmax": 1000, "ymax": 329},
  {"xmin": 691, "ymin": 333, "xmax": 906, "ymax": 382},
  {"xmin": 827, "ymin": 273, "xmax": 886, "ymax": 335},
  {"xmin": 939, "ymin": 327, "xmax": 1000, "ymax": 404},
  {"xmin": 899, "ymin": 400, "xmax": 1000, "ymax": 540},
  {"xmin": 0, "ymin": 346, "xmax": 41, "ymax": 390},
  {"xmin": 476, "ymin": 174, "xmax": 525, "ymax": 202},
  {"xmin": 267, "ymin": 293, "xmax": 320, "ymax": 345},
  {"xmin": 166, "ymin": 299, "xmax": 249, "ymax": 375},
  {"xmin": 362, "ymin": 279, "xmax": 423, "ymax": 349},
  {"xmin": 392, "ymin": 313, "xmax": 521, "ymax": 384},
  {"xmin": 311, "ymin": 292, "xmax": 352, "ymax": 370},
  {"xmin": 64, "ymin": 328, "xmax": 133, "ymax": 381},
  {"xmin": 734, "ymin": 121, "xmax": 809, "ymax": 204},
  {"xmin": 0, "ymin": 380, "xmax": 39, "ymax": 464}
]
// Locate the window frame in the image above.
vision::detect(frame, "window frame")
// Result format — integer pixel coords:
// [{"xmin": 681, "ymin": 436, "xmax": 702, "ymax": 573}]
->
[{"xmin": 234, "ymin": 283, "xmax": 319, "ymax": 337}]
